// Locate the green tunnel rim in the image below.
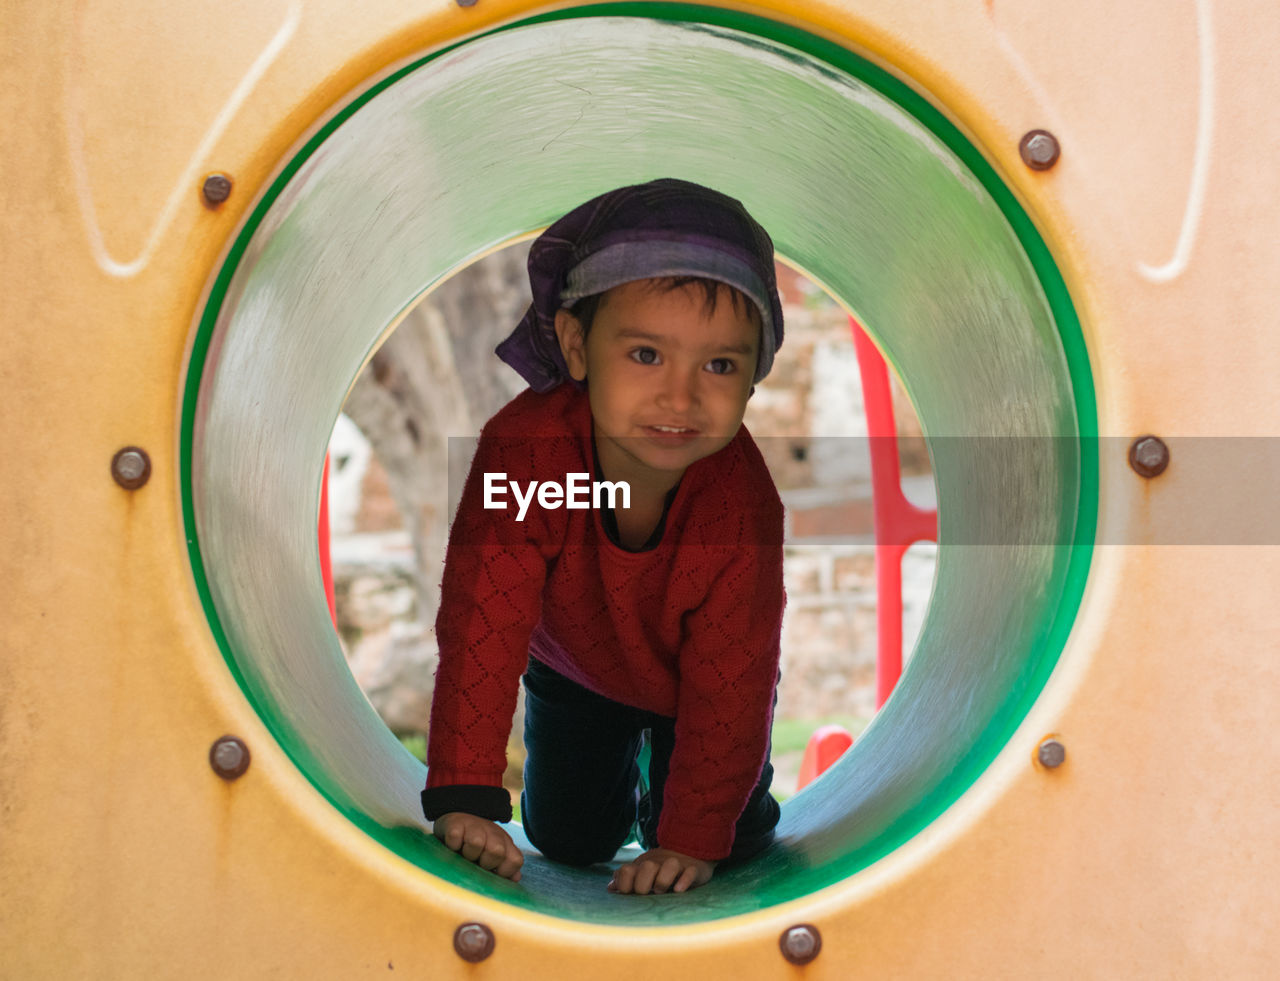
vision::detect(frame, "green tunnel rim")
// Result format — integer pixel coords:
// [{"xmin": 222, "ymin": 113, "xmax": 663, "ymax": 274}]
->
[{"xmin": 180, "ymin": 2, "xmax": 1097, "ymax": 921}]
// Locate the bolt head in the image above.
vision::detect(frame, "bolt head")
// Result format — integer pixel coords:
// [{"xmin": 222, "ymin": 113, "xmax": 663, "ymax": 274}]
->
[
  {"xmin": 1129, "ymin": 435, "xmax": 1170, "ymax": 478},
  {"xmin": 111, "ymin": 447, "xmax": 151, "ymax": 490},
  {"xmin": 455, "ymin": 0, "xmax": 479, "ymax": 7},
  {"xmin": 1019, "ymin": 129, "xmax": 1060, "ymax": 170},
  {"xmin": 210, "ymin": 736, "xmax": 250, "ymax": 780},
  {"xmin": 453, "ymin": 922, "xmax": 495, "ymax": 962},
  {"xmin": 779, "ymin": 924, "xmax": 822, "ymax": 965},
  {"xmin": 1037, "ymin": 738, "xmax": 1066, "ymax": 769},
  {"xmin": 202, "ymin": 173, "xmax": 233, "ymax": 206}
]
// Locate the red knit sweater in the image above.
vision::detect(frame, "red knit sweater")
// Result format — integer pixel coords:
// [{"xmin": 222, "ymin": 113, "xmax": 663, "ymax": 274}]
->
[{"xmin": 426, "ymin": 383, "xmax": 785, "ymax": 860}]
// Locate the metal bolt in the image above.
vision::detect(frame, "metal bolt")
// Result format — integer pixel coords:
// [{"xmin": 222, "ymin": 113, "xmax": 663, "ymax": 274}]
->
[
  {"xmin": 1129, "ymin": 435, "xmax": 1170, "ymax": 478},
  {"xmin": 111, "ymin": 447, "xmax": 151, "ymax": 490},
  {"xmin": 1019, "ymin": 129, "xmax": 1060, "ymax": 171},
  {"xmin": 455, "ymin": 0, "xmax": 479, "ymax": 7},
  {"xmin": 779, "ymin": 924, "xmax": 822, "ymax": 966},
  {"xmin": 1037, "ymin": 738, "xmax": 1066, "ymax": 769},
  {"xmin": 453, "ymin": 922, "xmax": 495, "ymax": 963},
  {"xmin": 209, "ymin": 735, "xmax": 250, "ymax": 780},
  {"xmin": 202, "ymin": 173, "xmax": 233, "ymax": 206}
]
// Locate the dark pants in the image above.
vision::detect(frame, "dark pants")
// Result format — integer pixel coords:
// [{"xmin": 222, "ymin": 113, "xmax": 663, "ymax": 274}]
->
[{"xmin": 519, "ymin": 656, "xmax": 780, "ymax": 867}]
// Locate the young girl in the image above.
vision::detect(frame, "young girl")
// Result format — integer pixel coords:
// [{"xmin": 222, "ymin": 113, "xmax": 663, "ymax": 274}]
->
[{"xmin": 422, "ymin": 178, "xmax": 786, "ymax": 895}]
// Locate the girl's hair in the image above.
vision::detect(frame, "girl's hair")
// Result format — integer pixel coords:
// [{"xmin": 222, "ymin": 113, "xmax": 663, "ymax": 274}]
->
[{"xmin": 566, "ymin": 276, "xmax": 761, "ymax": 338}]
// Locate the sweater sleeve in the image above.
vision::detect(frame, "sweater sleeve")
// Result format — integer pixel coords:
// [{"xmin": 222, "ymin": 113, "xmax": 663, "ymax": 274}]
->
[
  {"xmin": 655, "ymin": 499, "xmax": 786, "ymax": 861},
  {"xmin": 424, "ymin": 428, "xmax": 553, "ymax": 806}
]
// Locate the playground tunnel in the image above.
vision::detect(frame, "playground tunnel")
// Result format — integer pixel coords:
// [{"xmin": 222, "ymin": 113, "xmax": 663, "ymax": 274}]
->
[{"xmin": 184, "ymin": 9, "xmax": 1095, "ymax": 925}]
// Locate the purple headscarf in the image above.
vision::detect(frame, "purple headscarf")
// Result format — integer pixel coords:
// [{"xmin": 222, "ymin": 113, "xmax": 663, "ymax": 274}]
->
[{"xmin": 496, "ymin": 178, "xmax": 784, "ymax": 392}]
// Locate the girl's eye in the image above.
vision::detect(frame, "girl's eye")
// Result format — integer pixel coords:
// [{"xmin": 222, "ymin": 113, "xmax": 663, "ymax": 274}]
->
[
  {"xmin": 705, "ymin": 358, "xmax": 736, "ymax": 375},
  {"xmin": 629, "ymin": 347, "xmax": 660, "ymax": 365}
]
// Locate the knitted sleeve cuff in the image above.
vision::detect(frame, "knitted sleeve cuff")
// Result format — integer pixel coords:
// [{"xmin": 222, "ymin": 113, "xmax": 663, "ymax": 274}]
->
[
  {"xmin": 421, "ymin": 784, "xmax": 514, "ymax": 824},
  {"xmin": 654, "ymin": 814, "xmax": 736, "ymax": 862}
]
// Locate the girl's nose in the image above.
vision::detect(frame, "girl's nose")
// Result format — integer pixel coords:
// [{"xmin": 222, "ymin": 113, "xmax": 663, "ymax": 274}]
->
[{"xmin": 656, "ymin": 366, "xmax": 698, "ymax": 412}]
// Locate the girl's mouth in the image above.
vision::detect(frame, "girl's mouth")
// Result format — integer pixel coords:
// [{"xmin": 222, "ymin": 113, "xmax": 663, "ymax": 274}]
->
[{"xmin": 643, "ymin": 424, "xmax": 700, "ymax": 442}]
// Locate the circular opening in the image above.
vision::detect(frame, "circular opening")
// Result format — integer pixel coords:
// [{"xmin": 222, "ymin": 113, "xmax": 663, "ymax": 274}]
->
[{"xmin": 184, "ymin": 8, "xmax": 1096, "ymax": 925}]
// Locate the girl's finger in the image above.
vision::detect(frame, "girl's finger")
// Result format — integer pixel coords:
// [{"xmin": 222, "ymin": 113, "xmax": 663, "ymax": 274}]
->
[
  {"xmin": 632, "ymin": 860, "xmax": 659, "ymax": 895},
  {"xmin": 477, "ymin": 839, "xmax": 504, "ymax": 871},
  {"xmin": 673, "ymin": 865, "xmax": 699, "ymax": 894},
  {"xmin": 611, "ymin": 864, "xmax": 635, "ymax": 894},
  {"xmin": 460, "ymin": 829, "xmax": 486, "ymax": 862},
  {"xmin": 496, "ymin": 850, "xmax": 524, "ymax": 880},
  {"xmin": 654, "ymin": 857, "xmax": 683, "ymax": 893}
]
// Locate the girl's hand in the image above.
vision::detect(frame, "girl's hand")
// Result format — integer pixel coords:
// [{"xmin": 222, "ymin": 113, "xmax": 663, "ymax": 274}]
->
[
  {"xmin": 608, "ymin": 848, "xmax": 716, "ymax": 895},
  {"xmin": 432, "ymin": 812, "xmax": 525, "ymax": 882}
]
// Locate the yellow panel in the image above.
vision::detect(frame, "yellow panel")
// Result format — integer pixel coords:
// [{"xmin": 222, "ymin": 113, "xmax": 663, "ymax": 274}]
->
[{"xmin": 2, "ymin": 0, "xmax": 1277, "ymax": 977}]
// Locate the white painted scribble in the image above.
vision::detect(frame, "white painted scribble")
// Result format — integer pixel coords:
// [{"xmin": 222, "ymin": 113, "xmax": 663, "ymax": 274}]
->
[
  {"xmin": 990, "ymin": 0, "xmax": 1213, "ymax": 285},
  {"xmin": 65, "ymin": 1, "xmax": 302, "ymax": 278},
  {"xmin": 1137, "ymin": 0, "xmax": 1214, "ymax": 283},
  {"xmin": 990, "ymin": 18, "xmax": 1079, "ymax": 167}
]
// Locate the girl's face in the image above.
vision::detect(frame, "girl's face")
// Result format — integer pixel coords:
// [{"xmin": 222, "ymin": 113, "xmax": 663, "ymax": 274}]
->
[{"xmin": 554, "ymin": 279, "xmax": 759, "ymax": 492}]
